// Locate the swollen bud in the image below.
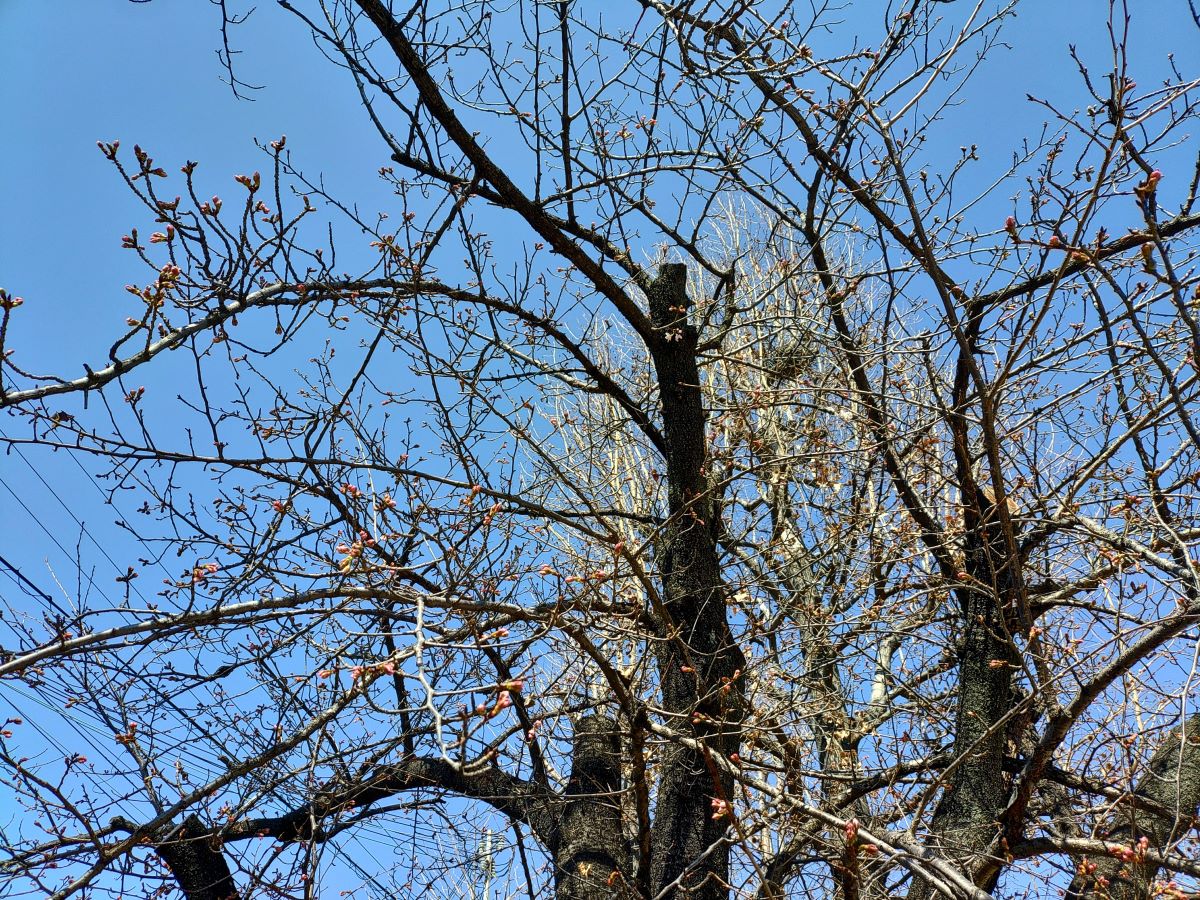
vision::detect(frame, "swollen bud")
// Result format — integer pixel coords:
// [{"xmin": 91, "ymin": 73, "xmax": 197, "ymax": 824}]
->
[{"xmin": 1141, "ymin": 242, "xmax": 1157, "ymax": 274}]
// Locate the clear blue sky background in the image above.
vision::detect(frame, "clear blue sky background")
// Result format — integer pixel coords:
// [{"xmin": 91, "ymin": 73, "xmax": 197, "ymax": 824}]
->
[{"xmin": 1, "ymin": 1, "xmax": 1197, "ymax": 896}]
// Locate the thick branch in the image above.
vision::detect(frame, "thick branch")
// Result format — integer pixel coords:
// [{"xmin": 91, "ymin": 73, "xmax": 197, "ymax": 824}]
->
[{"xmin": 223, "ymin": 756, "xmax": 560, "ymax": 849}]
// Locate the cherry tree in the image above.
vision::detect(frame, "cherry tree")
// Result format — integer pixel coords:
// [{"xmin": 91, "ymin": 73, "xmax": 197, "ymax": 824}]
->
[{"xmin": 3, "ymin": 2, "xmax": 1200, "ymax": 898}]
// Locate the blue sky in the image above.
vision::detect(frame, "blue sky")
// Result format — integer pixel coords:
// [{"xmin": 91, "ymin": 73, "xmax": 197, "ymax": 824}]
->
[
  {"xmin": 2, "ymin": 1, "xmax": 1199, "ymax": 896},
  {"xmin": 0, "ymin": 7, "xmax": 410, "ymax": 890},
  {"xmin": 0, "ymin": 3, "xmax": 393, "ymax": 606}
]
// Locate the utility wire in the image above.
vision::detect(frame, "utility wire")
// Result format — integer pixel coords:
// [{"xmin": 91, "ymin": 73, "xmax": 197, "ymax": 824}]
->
[
  {"xmin": 0, "ymin": 554, "xmax": 54, "ymax": 605},
  {"xmin": 2, "ymin": 440, "xmax": 154, "ymax": 605}
]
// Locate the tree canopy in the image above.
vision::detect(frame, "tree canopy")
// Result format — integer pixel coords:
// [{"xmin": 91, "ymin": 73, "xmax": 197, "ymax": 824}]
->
[{"xmin": 3, "ymin": 2, "xmax": 1200, "ymax": 899}]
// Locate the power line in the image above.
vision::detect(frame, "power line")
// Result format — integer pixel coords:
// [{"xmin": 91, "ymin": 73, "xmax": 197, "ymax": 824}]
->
[
  {"xmin": 0, "ymin": 553, "xmax": 54, "ymax": 605},
  {"xmin": 2, "ymin": 440, "xmax": 155, "ymax": 605}
]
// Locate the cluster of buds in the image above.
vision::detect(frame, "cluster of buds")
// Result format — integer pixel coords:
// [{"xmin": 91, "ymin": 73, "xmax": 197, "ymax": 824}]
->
[
  {"xmin": 1110, "ymin": 835, "xmax": 1151, "ymax": 864},
  {"xmin": 1134, "ymin": 169, "xmax": 1163, "ymax": 206},
  {"xmin": 125, "ymin": 264, "xmax": 182, "ymax": 311},
  {"xmin": 481, "ymin": 501, "xmax": 503, "ymax": 527},
  {"xmin": 337, "ymin": 530, "xmax": 378, "ymax": 572},
  {"xmin": 131, "ymin": 144, "xmax": 167, "ymax": 179},
  {"xmin": 475, "ymin": 681, "xmax": 525, "ymax": 719},
  {"xmin": 190, "ymin": 562, "xmax": 220, "ymax": 585},
  {"xmin": 458, "ymin": 484, "xmax": 484, "ymax": 507},
  {"xmin": 842, "ymin": 817, "xmax": 880, "ymax": 855},
  {"xmin": 348, "ymin": 660, "xmax": 398, "ymax": 683},
  {"xmin": 234, "ymin": 171, "xmax": 262, "ymax": 192},
  {"xmin": 114, "ymin": 721, "xmax": 141, "ymax": 746}
]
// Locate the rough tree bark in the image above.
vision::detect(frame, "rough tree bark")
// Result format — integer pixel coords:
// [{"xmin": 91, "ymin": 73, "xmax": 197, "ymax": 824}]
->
[
  {"xmin": 644, "ymin": 263, "xmax": 746, "ymax": 900},
  {"xmin": 557, "ymin": 714, "xmax": 632, "ymax": 899},
  {"xmin": 144, "ymin": 815, "xmax": 239, "ymax": 900}
]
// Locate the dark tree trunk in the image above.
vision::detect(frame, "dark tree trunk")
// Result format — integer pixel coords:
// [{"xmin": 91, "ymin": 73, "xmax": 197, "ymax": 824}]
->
[
  {"xmin": 555, "ymin": 714, "xmax": 634, "ymax": 899},
  {"xmin": 645, "ymin": 264, "xmax": 745, "ymax": 899},
  {"xmin": 153, "ymin": 814, "xmax": 240, "ymax": 900},
  {"xmin": 1067, "ymin": 713, "xmax": 1200, "ymax": 900},
  {"xmin": 908, "ymin": 482, "xmax": 1017, "ymax": 900}
]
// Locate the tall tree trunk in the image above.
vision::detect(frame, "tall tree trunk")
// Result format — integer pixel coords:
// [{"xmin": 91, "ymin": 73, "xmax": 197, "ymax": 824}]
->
[
  {"xmin": 909, "ymin": 482, "xmax": 1016, "ymax": 900},
  {"xmin": 645, "ymin": 264, "xmax": 746, "ymax": 899}
]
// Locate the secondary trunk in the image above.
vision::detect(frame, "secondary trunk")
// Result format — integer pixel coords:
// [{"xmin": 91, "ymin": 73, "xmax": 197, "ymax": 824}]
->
[
  {"xmin": 908, "ymin": 480, "xmax": 1017, "ymax": 900},
  {"xmin": 1066, "ymin": 713, "xmax": 1200, "ymax": 900},
  {"xmin": 556, "ymin": 714, "xmax": 634, "ymax": 899}
]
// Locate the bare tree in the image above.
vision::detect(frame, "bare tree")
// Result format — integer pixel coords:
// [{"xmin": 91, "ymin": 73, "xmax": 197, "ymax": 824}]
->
[{"xmin": 3, "ymin": 2, "xmax": 1200, "ymax": 899}]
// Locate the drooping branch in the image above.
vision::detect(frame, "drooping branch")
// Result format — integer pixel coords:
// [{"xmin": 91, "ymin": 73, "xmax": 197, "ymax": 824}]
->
[{"xmin": 223, "ymin": 756, "xmax": 561, "ymax": 847}]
